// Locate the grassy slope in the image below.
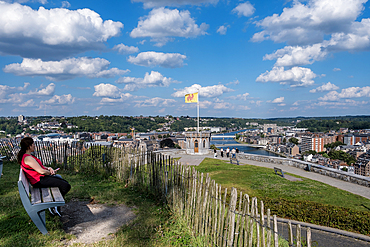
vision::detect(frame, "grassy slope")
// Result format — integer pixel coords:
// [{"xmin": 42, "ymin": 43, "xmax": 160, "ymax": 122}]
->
[
  {"xmin": 196, "ymin": 158, "xmax": 370, "ymax": 211},
  {"xmin": 0, "ymin": 161, "xmax": 197, "ymax": 247}
]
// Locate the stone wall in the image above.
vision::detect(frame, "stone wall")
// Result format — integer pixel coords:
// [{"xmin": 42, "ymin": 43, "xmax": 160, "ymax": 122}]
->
[{"xmin": 238, "ymin": 153, "xmax": 370, "ymax": 188}]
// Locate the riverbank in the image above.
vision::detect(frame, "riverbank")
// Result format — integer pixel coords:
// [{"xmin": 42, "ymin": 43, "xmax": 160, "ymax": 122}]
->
[{"xmin": 233, "ymin": 138, "xmax": 287, "ymax": 157}]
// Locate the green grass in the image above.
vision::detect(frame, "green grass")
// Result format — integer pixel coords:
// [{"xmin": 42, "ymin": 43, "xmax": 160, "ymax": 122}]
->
[
  {"xmin": 0, "ymin": 161, "xmax": 199, "ymax": 247},
  {"xmin": 2, "ymin": 156, "xmax": 370, "ymax": 246},
  {"xmin": 195, "ymin": 158, "xmax": 370, "ymax": 235},
  {"xmin": 196, "ymin": 158, "xmax": 370, "ymax": 211}
]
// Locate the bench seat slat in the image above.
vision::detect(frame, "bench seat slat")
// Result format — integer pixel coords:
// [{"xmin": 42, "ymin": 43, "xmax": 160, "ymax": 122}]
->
[
  {"xmin": 41, "ymin": 188, "xmax": 53, "ymax": 203},
  {"xmin": 31, "ymin": 187, "xmax": 42, "ymax": 204},
  {"xmin": 51, "ymin": 187, "xmax": 64, "ymax": 202}
]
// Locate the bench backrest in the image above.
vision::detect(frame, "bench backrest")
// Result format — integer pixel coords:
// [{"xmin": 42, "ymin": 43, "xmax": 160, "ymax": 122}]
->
[{"xmin": 19, "ymin": 168, "xmax": 30, "ymax": 196}]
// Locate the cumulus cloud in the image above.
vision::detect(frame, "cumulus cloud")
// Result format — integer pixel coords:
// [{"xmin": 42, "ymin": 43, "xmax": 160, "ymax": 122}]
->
[
  {"xmin": 263, "ymin": 44, "xmax": 328, "ymax": 67},
  {"xmin": 232, "ymin": 1, "xmax": 255, "ymax": 17},
  {"xmin": 131, "ymin": 0, "xmax": 218, "ymax": 9},
  {"xmin": 0, "ymin": 2, "xmax": 123, "ymax": 60},
  {"xmin": 19, "ymin": 99, "xmax": 35, "ymax": 107},
  {"xmin": 256, "ymin": 66, "xmax": 317, "ymax": 87},
  {"xmin": 40, "ymin": 94, "xmax": 75, "ymax": 104},
  {"xmin": 134, "ymin": 97, "xmax": 176, "ymax": 107},
  {"xmin": 28, "ymin": 83, "xmax": 55, "ymax": 96},
  {"xmin": 93, "ymin": 83, "xmax": 121, "ymax": 98},
  {"xmin": 252, "ymin": 0, "xmax": 366, "ymax": 45},
  {"xmin": 116, "ymin": 71, "xmax": 180, "ymax": 91},
  {"xmin": 172, "ymin": 84, "xmax": 234, "ymax": 98},
  {"xmin": 127, "ymin": 51, "xmax": 186, "ymax": 68},
  {"xmin": 318, "ymin": 86, "xmax": 370, "ymax": 101},
  {"xmin": 0, "ymin": 82, "xmax": 29, "ymax": 99},
  {"xmin": 3, "ymin": 57, "xmax": 129, "ymax": 81},
  {"xmin": 130, "ymin": 8, "xmax": 209, "ymax": 46},
  {"xmin": 333, "ymin": 68, "xmax": 341, "ymax": 71},
  {"xmin": 217, "ymin": 25, "xmax": 229, "ymax": 35},
  {"xmin": 113, "ymin": 44, "xmax": 139, "ymax": 55},
  {"xmin": 309, "ymin": 82, "xmax": 339, "ymax": 93},
  {"xmin": 271, "ymin": 97, "xmax": 284, "ymax": 103}
]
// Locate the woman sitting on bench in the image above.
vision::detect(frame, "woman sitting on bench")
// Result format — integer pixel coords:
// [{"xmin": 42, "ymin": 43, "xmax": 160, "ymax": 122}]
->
[{"xmin": 17, "ymin": 137, "xmax": 71, "ymax": 216}]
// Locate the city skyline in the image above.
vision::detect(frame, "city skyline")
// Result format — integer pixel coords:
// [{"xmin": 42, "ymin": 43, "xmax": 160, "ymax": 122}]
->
[{"xmin": 1, "ymin": 0, "xmax": 370, "ymax": 118}]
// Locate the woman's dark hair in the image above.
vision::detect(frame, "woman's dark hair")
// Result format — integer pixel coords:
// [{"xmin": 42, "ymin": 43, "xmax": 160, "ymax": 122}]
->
[{"xmin": 17, "ymin": 137, "xmax": 34, "ymax": 164}]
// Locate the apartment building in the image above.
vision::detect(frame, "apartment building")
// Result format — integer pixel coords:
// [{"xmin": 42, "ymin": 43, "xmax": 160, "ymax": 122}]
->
[
  {"xmin": 301, "ymin": 135, "xmax": 325, "ymax": 153},
  {"xmin": 354, "ymin": 152, "xmax": 370, "ymax": 177}
]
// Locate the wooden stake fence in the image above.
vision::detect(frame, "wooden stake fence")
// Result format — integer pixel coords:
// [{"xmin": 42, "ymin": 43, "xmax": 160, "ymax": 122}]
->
[{"xmin": 0, "ymin": 139, "xmax": 311, "ymax": 246}]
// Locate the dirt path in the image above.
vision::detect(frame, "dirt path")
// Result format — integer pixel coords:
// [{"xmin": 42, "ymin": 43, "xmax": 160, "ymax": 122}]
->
[{"xmin": 60, "ymin": 199, "xmax": 136, "ymax": 245}]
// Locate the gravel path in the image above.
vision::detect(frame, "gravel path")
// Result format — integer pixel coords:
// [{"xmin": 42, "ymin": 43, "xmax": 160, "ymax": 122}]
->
[{"xmin": 60, "ymin": 199, "xmax": 136, "ymax": 245}]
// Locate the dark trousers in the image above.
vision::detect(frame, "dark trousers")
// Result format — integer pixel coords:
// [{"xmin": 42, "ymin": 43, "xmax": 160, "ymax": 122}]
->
[{"xmin": 33, "ymin": 175, "xmax": 71, "ymax": 197}]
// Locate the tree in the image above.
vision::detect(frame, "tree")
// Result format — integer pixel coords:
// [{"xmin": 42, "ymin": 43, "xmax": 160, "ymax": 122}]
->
[{"xmin": 288, "ymin": 137, "xmax": 299, "ymax": 145}]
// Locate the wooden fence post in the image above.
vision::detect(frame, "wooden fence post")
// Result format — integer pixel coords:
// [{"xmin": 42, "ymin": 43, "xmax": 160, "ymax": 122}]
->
[
  {"xmin": 273, "ymin": 215, "xmax": 278, "ymax": 247},
  {"xmin": 307, "ymin": 227, "xmax": 311, "ymax": 247},
  {"xmin": 227, "ymin": 187, "xmax": 238, "ymax": 246}
]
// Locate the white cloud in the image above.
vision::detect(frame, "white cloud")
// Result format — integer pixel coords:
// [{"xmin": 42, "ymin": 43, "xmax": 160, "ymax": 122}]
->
[
  {"xmin": 256, "ymin": 66, "xmax": 317, "ymax": 87},
  {"xmin": 240, "ymin": 105, "xmax": 251, "ymax": 110},
  {"xmin": 252, "ymin": 0, "xmax": 366, "ymax": 45},
  {"xmin": 93, "ymin": 83, "xmax": 121, "ymax": 98},
  {"xmin": 213, "ymin": 100, "xmax": 234, "ymax": 109},
  {"xmin": 217, "ymin": 25, "xmax": 229, "ymax": 35},
  {"xmin": 172, "ymin": 83, "xmax": 234, "ymax": 98},
  {"xmin": 130, "ymin": 8, "xmax": 209, "ymax": 46},
  {"xmin": 309, "ymin": 82, "xmax": 339, "ymax": 93},
  {"xmin": 131, "ymin": 0, "xmax": 218, "ymax": 9},
  {"xmin": 333, "ymin": 68, "xmax": 341, "ymax": 71},
  {"xmin": 271, "ymin": 97, "xmax": 284, "ymax": 103},
  {"xmin": 318, "ymin": 86, "xmax": 370, "ymax": 101},
  {"xmin": 250, "ymin": 100, "xmax": 263, "ymax": 106},
  {"xmin": 19, "ymin": 99, "xmax": 35, "ymax": 107},
  {"xmin": 314, "ymin": 99, "xmax": 368, "ymax": 107},
  {"xmin": 4, "ymin": 57, "xmax": 129, "ymax": 81},
  {"xmin": 100, "ymin": 93, "xmax": 134, "ymax": 103},
  {"xmin": 134, "ymin": 97, "xmax": 176, "ymax": 107},
  {"xmin": 226, "ymin": 79, "xmax": 240, "ymax": 85},
  {"xmin": 229, "ymin": 92, "xmax": 250, "ymax": 101},
  {"xmin": 113, "ymin": 44, "xmax": 139, "ymax": 55},
  {"xmin": 116, "ymin": 71, "xmax": 180, "ymax": 91},
  {"xmin": 0, "ymin": 82, "xmax": 29, "ymax": 99},
  {"xmin": 127, "ymin": 51, "xmax": 186, "ymax": 68},
  {"xmin": 0, "ymin": 2, "xmax": 123, "ymax": 59},
  {"xmin": 232, "ymin": 1, "xmax": 255, "ymax": 17},
  {"xmin": 28, "ymin": 83, "xmax": 55, "ymax": 96},
  {"xmin": 61, "ymin": 1, "xmax": 70, "ymax": 8},
  {"xmin": 263, "ymin": 44, "xmax": 327, "ymax": 67},
  {"xmin": 40, "ymin": 94, "xmax": 75, "ymax": 104}
]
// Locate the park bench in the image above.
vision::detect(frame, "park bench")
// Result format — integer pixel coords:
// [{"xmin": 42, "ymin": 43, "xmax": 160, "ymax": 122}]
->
[
  {"xmin": 274, "ymin": 167, "xmax": 285, "ymax": 178},
  {"xmin": 230, "ymin": 157, "xmax": 239, "ymax": 165},
  {"xmin": 0, "ymin": 156, "xmax": 5, "ymax": 179},
  {"xmin": 18, "ymin": 169, "xmax": 65, "ymax": 235}
]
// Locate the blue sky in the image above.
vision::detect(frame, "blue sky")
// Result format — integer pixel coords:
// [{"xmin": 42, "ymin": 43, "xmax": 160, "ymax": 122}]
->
[{"xmin": 1, "ymin": 0, "xmax": 370, "ymax": 118}]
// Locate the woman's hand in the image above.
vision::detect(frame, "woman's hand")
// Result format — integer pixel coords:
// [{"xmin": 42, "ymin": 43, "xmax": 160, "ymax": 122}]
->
[{"xmin": 48, "ymin": 167, "xmax": 55, "ymax": 175}]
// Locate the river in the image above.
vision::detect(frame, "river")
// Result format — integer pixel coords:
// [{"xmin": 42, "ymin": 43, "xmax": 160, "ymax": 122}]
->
[{"xmin": 211, "ymin": 130, "xmax": 281, "ymax": 157}]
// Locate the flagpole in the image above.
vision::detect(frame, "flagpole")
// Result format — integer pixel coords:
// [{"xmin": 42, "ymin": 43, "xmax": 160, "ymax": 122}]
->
[{"xmin": 197, "ymin": 89, "xmax": 200, "ymax": 133}]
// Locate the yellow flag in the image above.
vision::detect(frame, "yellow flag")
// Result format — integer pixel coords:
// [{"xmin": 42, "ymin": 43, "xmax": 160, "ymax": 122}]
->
[{"xmin": 185, "ymin": 92, "xmax": 198, "ymax": 103}]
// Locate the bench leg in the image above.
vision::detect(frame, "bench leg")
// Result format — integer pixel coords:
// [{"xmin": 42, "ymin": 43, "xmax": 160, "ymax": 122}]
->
[{"xmin": 29, "ymin": 210, "xmax": 48, "ymax": 235}]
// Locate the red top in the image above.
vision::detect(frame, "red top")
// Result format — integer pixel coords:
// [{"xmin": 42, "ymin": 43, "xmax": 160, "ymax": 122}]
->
[{"xmin": 21, "ymin": 154, "xmax": 47, "ymax": 185}]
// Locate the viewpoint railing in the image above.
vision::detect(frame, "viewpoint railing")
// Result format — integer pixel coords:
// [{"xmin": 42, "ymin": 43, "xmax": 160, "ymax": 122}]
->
[{"xmin": 0, "ymin": 139, "xmax": 311, "ymax": 246}]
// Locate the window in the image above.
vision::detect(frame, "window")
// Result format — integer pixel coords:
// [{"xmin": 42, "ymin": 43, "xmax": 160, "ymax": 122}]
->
[{"xmin": 203, "ymin": 140, "xmax": 206, "ymax": 148}]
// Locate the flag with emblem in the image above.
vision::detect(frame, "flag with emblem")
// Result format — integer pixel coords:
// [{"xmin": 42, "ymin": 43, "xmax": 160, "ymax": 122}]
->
[{"xmin": 185, "ymin": 92, "xmax": 198, "ymax": 103}]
